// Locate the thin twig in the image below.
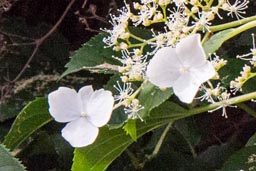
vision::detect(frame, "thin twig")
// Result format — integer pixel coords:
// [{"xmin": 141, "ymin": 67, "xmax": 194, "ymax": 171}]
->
[
  {"xmin": 0, "ymin": 0, "xmax": 76, "ymax": 104},
  {"xmin": 12, "ymin": 0, "xmax": 76, "ymax": 82},
  {"xmin": 82, "ymin": 0, "xmax": 87, "ymax": 8},
  {"xmin": 146, "ymin": 122, "xmax": 173, "ymax": 160}
]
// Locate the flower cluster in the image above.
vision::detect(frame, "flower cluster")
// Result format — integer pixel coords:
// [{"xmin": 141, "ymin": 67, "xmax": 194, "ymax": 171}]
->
[
  {"xmin": 101, "ymin": 0, "xmax": 251, "ymax": 120},
  {"xmin": 47, "ymin": 0, "xmax": 255, "ymax": 148}
]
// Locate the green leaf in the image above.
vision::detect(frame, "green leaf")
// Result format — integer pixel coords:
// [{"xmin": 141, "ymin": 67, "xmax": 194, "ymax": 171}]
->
[
  {"xmin": 203, "ymin": 28, "xmax": 234, "ymax": 55},
  {"xmin": 220, "ymin": 146, "xmax": 256, "ymax": 171},
  {"xmin": 0, "ymin": 144, "xmax": 26, "ymax": 171},
  {"xmin": 72, "ymin": 101, "xmax": 186, "ymax": 171},
  {"xmin": 61, "ymin": 33, "xmax": 120, "ymax": 78},
  {"xmin": 3, "ymin": 97, "xmax": 52, "ymax": 150},
  {"xmin": 123, "ymin": 119, "xmax": 137, "ymax": 141},
  {"xmin": 138, "ymin": 82, "xmax": 173, "ymax": 118}
]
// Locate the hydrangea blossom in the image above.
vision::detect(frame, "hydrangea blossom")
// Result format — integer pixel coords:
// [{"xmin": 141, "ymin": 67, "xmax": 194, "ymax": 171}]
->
[
  {"xmin": 146, "ymin": 34, "xmax": 215, "ymax": 103},
  {"xmin": 48, "ymin": 86, "xmax": 114, "ymax": 147}
]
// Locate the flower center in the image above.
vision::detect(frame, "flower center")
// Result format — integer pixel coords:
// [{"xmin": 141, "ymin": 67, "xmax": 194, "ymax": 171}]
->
[
  {"xmin": 81, "ymin": 111, "xmax": 87, "ymax": 117},
  {"xmin": 179, "ymin": 66, "xmax": 189, "ymax": 73}
]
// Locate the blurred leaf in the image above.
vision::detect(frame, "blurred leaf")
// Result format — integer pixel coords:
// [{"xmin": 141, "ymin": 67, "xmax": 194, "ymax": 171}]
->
[
  {"xmin": 203, "ymin": 29, "xmax": 234, "ymax": 55},
  {"xmin": 61, "ymin": 34, "xmax": 120, "ymax": 78},
  {"xmin": 246, "ymin": 132, "xmax": 256, "ymax": 147},
  {"xmin": 3, "ymin": 97, "xmax": 52, "ymax": 150},
  {"xmin": 144, "ymin": 150, "xmax": 190, "ymax": 171},
  {"xmin": 219, "ymin": 58, "xmax": 244, "ymax": 86},
  {"xmin": 123, "ymin": 119, "xmax": 137, "ymax": 141},
  {"xmin": 219, "ymin": 58, "xmax": 256, "ymax": 93},
  {"xmin": 234, "ymin": 28, "xmax": 256, "ymax": 47},
  {"xmin": 72, "ymin": 101, "xmax": 186, "ymax": 171},
  {"xmin": 51, "ymin": 134, "xmax": 74, "ymax": 171},
  {"xmin": 0, "ymin": 102, "xmax": 20, "ymax": 122},
  {"xmin": 138, "ymin": 82, "xmax": 173, "ymax": 118},
  {"xmin": 198, "ymin": 142, "xmax": 239, "ymax": 169},
  {"xmin": 175, "ymin": 118, "xmax": 201, "ymax": 150},
  {"xmin": 108, "ymin": 107, "xmax": 127, "ymax": 129},
  {"xmin": 0, "ymin": 144, "xmax": 26, "ymax": 171},
  {"xmin": 220, "ymin": 146, "xmax": 256, "ymax": 171}
]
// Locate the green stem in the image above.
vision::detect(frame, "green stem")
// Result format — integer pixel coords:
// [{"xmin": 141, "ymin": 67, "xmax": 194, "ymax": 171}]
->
[
  {"xmin": 209, "ymin": 15, "xmax": 256, "ymax": 32},
  {"xmin": 225, "ymin": 20, "xmax": 256, "ymax": 41},
  {"xmin": 129, "ymin": 33, "xmax": 146, "ymax": 43},
  {"xmin": 147, "ymin": 122, "xmax": 173, "ymax": 160},
  {"xmin": 202, "ymin": 31, "xmax": 211, "ymax": 45},
  {"xmin": 187, "ymin": 141, "xmax": 197, "ymax": 158},
  {"xmin": 182, "ymin": 91, "xmax": 256, "ymax": 118},
  {"xmin": 160, "ymin": 5, "xmax": 167, "ymax": 22},
  {"xmin": 126, "ymin": 149, "xmax": 142, "ymax": 169}
]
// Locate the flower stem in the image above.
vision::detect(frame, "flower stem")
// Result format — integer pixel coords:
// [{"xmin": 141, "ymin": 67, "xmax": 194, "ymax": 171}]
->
[
  {"xmin": 209, "ymin": 15, "xmax": 256, "ymax": 32},
  {"xmin": 225, "ymin": 20, "xmax": 256, "ymax": 41},
  {"xmin": 183, "ymin": 91, "xmax": 256, "ymax": 118},
  {"xmin": 146, "ymin": 122, "xmax": 173, "ymax": 160}
]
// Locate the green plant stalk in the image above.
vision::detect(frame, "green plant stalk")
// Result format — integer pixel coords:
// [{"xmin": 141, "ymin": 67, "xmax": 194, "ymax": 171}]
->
[
  {"xmin": 209, "ymin": 15, "xmax": 256, "ymax": 32},
  {"xmin": 146, "ymin": 122, "xmax": 173, "ymax": 160},
  {"xmin": 181, "ymin": 91, "xmax": 256, "ymax": 118},
  {"xmin": 125, "ymin": 149, "xmax": 142, "ymax": 169},
  {"xmin": 225, "ymin": 20, "xmax": 256, "ymax": 41}
]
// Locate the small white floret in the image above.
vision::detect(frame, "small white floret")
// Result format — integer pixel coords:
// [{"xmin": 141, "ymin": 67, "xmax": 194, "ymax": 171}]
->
[
  {"xmin": 48, "ymin": 85, "xmax": 114, "ymax": 147},
  {"xmin": 146, "ymin": 34, "xmax": 215, "ymax": 103}
]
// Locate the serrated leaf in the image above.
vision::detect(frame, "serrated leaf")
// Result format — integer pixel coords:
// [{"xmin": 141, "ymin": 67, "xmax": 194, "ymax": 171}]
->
[
  {"xmin": 123, "ymin": 119, "xmax": 137, "ymax": 141},
  {"xmin": 203, "ymin": 28, "xmax": 234, "ymax": 55},
  {"xmin": 61, "ymin": 34, "xmax": 120, "ymax": 78},
  {"xmin": 72, "ymin": 101, "xmax": 186, "ymax": 171},
  {"xmin": 3, "ymin": 97, "xmax": 52, "ymax": 150},
  {"xmin": 138, "ymin": 82, "xmax": 173, "ymax": 118},
  {"xmin": 0, "ymin": 144, "xmax": 26, "ymax": 171},
  {"xmin": 220, "ymin": 146, "xmax": 256, "ymax": 171}
]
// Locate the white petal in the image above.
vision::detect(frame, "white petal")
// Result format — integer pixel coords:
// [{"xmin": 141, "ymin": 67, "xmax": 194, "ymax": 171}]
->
[
  {"xmin": 173, "ymin": 73, "xmax": 201, "ymax": 103},
  {"xmin": 176, "ymin": 34, "xmax": 207, "ymax": 67},
  {"xmin": 146, "ymin": 47, "xmax": 180, "ymax": 88},
  {"xmin": 190, "ymin": 61, "xmax": 215, "ymax": 85},
  {"xmin": 48, "ymin": 87, "xmax": 81, "ymax": 122},
  {"xmin": 61, "ymin": 118, "xmax": 99, "ymax": 147},
  {"xmin": 78, "ymin": 85, "xmax": 94, "ymax": 113},
  {"xmin": 87, "ymin": 89, "xmax": 114, "ymax": 127}
]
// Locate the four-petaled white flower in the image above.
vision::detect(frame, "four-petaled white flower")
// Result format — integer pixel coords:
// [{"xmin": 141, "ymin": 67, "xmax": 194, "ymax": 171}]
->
[
  {"xmin": 146, "ymin": 34, "xmax": 215, "ymax": 103},
  {"xmin": 48, "ymin": 86, "xmax": 114, "ymax": 147}
]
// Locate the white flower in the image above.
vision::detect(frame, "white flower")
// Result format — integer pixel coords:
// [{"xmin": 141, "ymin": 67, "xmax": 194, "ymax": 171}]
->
[
  {"xmin": 124, "ymin": 99, "xmax": 144, "ymax": 121},
  {"xmin": 48, "ymin": 86, "xmax": 114, "ymax": 147},
  {"xmin": 146, "ymin": 34, "xmax": 215, "ymax": 103}
]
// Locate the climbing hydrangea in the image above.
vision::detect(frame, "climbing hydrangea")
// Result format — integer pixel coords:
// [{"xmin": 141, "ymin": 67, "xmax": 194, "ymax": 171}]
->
[{"xmin": 47, "ymin": 0, "xmax": 256, "ymax": 148}]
